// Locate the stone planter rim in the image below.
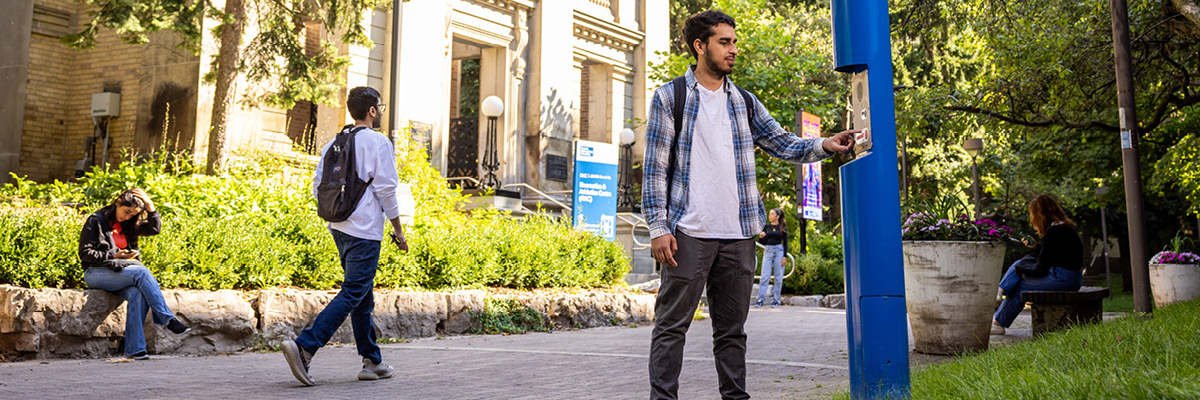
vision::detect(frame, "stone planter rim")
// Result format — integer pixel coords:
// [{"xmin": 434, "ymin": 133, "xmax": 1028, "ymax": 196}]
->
[
  {"xmin": 902, "ymin": 240, "xmax": 1001, "ymax": 245},
  {"xmin": 1149, "ymin": 263, "xmax": 1200, "ymax": 267}
]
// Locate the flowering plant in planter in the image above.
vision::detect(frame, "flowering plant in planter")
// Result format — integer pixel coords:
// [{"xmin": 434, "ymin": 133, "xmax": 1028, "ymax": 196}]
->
[
  {"xmin": 902, "ymin": 213, "xmax": 1014, "ymax": 243},
  {"xmin": 1150, "ymin": 251, "xmax": 1200, "ymax": 265},
  {"xmin": 902, "ymin": 192, "xmax": 1015, "ymax": 242},
  {"xmin": 1151, "ymin": 232, "xmax": 1199, "ymax": 265}
]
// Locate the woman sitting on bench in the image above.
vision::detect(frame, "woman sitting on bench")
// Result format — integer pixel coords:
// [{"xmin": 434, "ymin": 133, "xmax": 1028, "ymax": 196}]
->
[{"xmin": 992, "ymin": 194, "xmax": 1083, "ymax": 335}]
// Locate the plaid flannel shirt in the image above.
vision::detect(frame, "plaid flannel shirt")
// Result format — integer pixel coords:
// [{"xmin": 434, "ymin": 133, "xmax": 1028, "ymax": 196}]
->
[{"xmin": 642, "ymin": 67, "xmax": 832, "ymax": 239}]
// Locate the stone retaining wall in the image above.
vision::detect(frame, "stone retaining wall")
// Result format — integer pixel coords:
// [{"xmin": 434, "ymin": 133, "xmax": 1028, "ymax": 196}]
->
[{"xmin": 0, "ymin": 285, "xmax": 655, "ymax": 360}]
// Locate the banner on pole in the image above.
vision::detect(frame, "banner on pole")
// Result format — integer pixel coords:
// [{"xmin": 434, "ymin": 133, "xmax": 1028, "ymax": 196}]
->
[
  {"xmin": 572, "ymin": 140, "xmax": 619, "ymax": 241},
  {"xmin": 800, "ymin": 111, "xmax": 823, "ymax": 221}
]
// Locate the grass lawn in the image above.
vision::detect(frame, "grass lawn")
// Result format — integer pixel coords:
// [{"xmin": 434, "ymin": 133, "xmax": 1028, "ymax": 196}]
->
[{"xmin": 862, "ymin": 300, "xmax": 1200, "ymax": 399}]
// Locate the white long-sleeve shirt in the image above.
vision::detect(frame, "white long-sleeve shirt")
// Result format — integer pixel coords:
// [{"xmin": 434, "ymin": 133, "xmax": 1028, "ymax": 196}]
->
[{"xmin": 312, "ymin": 126, "xmax": 401, "ymax": 241}]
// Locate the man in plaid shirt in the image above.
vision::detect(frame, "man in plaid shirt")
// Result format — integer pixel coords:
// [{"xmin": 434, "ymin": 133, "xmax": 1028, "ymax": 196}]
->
[{"xmin": 644, "ymin": 10, "xmax": 857, "ymax": 400}]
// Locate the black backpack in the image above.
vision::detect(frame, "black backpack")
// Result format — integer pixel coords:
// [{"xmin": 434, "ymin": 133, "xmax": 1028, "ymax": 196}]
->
[
  {"xmin": 317, "ymin": 126, "xmax": 374, "ymax": 222},
  {"xmin": 665, "ymin": 76, "xmax": 757, "ymax": 201}
]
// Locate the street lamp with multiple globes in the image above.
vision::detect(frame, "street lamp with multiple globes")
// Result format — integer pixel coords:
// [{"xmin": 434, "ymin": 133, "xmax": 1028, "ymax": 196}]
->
[
  {"xmin": 618, "ymin": 128, "xmax": 637, "ymax": 211},
  {"xmin": 962, "ymin": 138, "xmax": 984, "ymax": 220},
  {"xmin": 480, "ymin": 96, "xmax": 504, "ymax": 189}
]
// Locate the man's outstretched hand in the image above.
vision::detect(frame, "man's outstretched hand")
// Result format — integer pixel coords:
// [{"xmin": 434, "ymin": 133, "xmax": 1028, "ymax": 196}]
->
[{"xmin": 822, "ymin": 130, "xmax": 860, "ymax": 155}]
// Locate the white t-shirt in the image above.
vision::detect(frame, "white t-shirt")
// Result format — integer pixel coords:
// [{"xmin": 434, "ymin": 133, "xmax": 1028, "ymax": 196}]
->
[
  {"xmin": 312, "ymin": 127, "xmax": 402, "ymax": 241},
  {"xmin": 675, "ymin": 83, "xmax": 747, "ymax": 239}
]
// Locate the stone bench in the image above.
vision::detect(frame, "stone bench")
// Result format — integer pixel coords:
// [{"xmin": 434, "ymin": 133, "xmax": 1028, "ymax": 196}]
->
[{"xmin": 1023, "ymin": 286, "xmax": 1109, "ymax": 335}]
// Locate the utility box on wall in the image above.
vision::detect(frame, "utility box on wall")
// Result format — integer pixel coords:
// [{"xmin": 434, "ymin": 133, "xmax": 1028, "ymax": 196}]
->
[{"xmin": 90, "ymin": 93, "xmax": 120, "ymax": 117}]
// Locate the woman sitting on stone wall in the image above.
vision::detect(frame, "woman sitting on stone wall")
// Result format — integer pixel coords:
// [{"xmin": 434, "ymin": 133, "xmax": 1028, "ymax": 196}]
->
[{"xmin": 79, "ymin": 188, "xmax": 189, "ymax": 359}]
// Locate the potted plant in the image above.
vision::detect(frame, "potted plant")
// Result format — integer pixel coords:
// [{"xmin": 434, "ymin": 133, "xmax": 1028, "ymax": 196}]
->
[
  {"xmin": 901, "ymin": 195, "xmax": 1012, "ymax": 355},
  {"xmin": 1148, "ymin": 233, "xmax": 1200, "ymax": 308}
]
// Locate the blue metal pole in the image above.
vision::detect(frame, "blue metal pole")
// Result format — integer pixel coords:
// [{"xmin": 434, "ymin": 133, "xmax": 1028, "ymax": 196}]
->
[{"xmin": 831, "ymin": 0, "xmax": 911, "ymax": 398}]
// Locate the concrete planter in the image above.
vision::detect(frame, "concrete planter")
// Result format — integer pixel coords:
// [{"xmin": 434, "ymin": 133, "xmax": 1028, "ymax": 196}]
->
[
  {"xmin": 1149, "ymin": 263, "xmax": 1200, "ymax": 308},
  {"xmin": 902, "ymin": 240, "xmax": 1005, "ymax": 355}
]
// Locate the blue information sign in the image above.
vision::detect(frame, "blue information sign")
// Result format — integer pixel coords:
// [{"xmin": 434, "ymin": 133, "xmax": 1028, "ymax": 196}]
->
[{"xmin": 572, "ymin": 140, "xmax": 619, "ymax": 241}]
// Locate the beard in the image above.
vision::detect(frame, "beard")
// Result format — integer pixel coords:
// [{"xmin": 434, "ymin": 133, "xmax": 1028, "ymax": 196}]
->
[
  {"xmin": 704, "ymin": 50, "xmax": 733, "ymax": 77},
  {"xmin": 372, "ymin": 117, "xmax": 382, "ymax": 129}
]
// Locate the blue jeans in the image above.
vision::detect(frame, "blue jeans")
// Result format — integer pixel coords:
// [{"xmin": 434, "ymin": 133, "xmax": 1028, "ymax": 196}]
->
[
  {"xmin": 756, "ymin": 244, "xmax": 785, "ymax": 303},
  {"xmin": 295, "ymin": 229, "xmax": 382, "ymax": 364},
  {"xmin": 993, "ymin": 263, "xmax": 1082, "ymax": 327},
  {"xmin": 84, "ymin": 261, "xmax": 177, "ymax": 356}
]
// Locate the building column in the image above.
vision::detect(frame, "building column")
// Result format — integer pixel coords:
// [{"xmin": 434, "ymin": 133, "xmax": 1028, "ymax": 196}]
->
[
  {"xmin": 586, "ymin": 63, "xmax": 611, "ymax": 143},
  {"xmin": 633, "ymin": 0, "xmax": 669, "ymax": 161},
  {"xmin": 524, "ymin": 0, "xmax": 577, "ymax": 192},
  {"xmin": 479, "ymin": 45, "xmax": 518, "ymax": 185},
  {"xmin": 0, "ymin": 0, "xmax": 34, "ymax": 184}
]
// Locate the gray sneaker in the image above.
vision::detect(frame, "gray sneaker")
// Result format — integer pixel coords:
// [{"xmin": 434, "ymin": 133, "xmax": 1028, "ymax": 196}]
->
[
  {"xmin": 281, "ymin": 340, "xmax": 315, "ymax": 386},
  {"xmin": 357, "ymin": 358, "xmax": 395, "ymax": 381}
]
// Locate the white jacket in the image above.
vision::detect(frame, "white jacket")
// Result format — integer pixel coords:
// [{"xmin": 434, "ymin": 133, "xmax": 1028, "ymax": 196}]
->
[{"xmin": 312, "ymin": 127, "xmax": 401, "ymax": 241}]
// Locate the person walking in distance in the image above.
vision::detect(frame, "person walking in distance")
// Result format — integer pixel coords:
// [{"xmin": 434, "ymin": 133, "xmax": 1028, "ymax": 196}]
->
[
  {"xmin": 643, "ymin": 10, "xmax": 856, "ymax": 400},
  {"xmin": 281, "ymin": 86, "xmax": 408, "ymax": 386},
  {"xmin": 755, "ymin": 208, "xmax": 789, "ymax": 308}
]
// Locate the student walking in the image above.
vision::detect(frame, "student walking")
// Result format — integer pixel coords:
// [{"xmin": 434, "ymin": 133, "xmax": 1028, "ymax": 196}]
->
[
  {"xmin": 281, "ymin": 86, "xmax": 408, "ymax": 386},
  {"xmin": 642, "ymin": 10, "xmax": 856, "ymax": 400}
]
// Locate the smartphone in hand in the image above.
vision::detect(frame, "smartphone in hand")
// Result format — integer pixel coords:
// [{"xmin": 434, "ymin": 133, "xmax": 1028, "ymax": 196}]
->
[{"xmin": 390, "ymin": 232, "xmax": 408, "ymax": 252}]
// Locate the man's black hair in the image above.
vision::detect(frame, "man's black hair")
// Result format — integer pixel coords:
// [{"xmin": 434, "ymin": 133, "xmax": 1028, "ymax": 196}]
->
[
  {"xmin": 682, "ymin": 9, "xmax": 736, "ymax": 60},
  {"xmin": 347, "ymin": 86, "xmax": 382, "ymax": 121}
]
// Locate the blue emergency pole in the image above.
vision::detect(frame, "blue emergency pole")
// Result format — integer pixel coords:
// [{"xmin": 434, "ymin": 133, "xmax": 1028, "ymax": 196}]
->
[{"xmin": 831, "ymin": 0, "xmax": 911, "ymax": 398}]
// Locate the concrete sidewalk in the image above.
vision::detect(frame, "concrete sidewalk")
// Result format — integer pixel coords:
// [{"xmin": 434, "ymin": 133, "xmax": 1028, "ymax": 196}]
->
[{"xmin": 0, "ymin": 306, "xmax": 1039, "ymax": 399}]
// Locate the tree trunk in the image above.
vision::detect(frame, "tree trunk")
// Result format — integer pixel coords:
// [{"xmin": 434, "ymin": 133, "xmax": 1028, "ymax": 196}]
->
[{"xmin": 206, "ymin": 0, "xmax": 246, "ymax": 175}]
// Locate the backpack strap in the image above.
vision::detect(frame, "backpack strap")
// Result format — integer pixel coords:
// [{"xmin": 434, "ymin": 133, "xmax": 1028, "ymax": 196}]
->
[
  {"xmin": 667, "ymin": 76, "xmax": 687, "ymax": 211},
  {"xmin": 342, "ymin": 125, "xmax": 374, "ymax": 187},
  {"xmin": 736, "ymin": 86, "xmax": 757, "ymax": 127},
  {"xmin": 340, "ymin": 125, "xmax": 369, "ymax": 136}
]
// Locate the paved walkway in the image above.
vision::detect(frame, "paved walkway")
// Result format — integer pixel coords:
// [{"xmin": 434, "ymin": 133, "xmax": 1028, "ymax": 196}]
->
[{"xmin": 0, "ymin": 306, "xmax": 1040, "ymax": 399}]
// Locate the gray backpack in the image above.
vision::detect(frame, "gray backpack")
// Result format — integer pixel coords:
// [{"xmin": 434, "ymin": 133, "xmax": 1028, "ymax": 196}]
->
[{"xmin": 317, "ymin": 126, "xmax": 373, "ymax": 222}]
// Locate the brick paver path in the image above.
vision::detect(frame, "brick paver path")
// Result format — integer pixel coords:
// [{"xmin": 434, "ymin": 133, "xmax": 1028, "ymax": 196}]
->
[{"xmin": 1, "ymin": 306, "xmax": 1044, "ymax": 399}]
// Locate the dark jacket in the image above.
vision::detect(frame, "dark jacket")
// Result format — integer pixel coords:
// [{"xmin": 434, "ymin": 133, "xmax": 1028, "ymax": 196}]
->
[
  {"xmin": 78, "ymin": 205, "xmax": 161, "ymax": 269},
  {"xmin": 757, "ymin": 223, "xmax": 789, "ymax": 255},
  {"xmin": 1033, "ymin": 224, "xmax": 1084, "ymax": 272}
]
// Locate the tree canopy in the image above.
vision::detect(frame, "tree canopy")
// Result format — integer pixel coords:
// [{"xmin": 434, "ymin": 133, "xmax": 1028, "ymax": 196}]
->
[{"xmin": 660, "ymin": 0, "xmax": 1200, "ymax": 246}]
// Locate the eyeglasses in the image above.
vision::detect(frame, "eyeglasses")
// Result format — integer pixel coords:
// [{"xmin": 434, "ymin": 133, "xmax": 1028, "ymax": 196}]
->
[{"xmin": 375, "ymin": 104, "xmax": 387, "ymax": 113}]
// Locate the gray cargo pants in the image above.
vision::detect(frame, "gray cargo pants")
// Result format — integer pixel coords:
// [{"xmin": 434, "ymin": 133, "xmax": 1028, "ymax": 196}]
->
[{"xmin": 649, "ymin": 231, "xmax": 756, "ymax": 400}]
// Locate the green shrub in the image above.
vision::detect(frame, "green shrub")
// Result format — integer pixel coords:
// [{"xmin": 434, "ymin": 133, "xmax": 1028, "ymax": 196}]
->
[
  {"xmin": 470, "ymin": 297, "xmax": 552, "ymax": 334},
  {"xmin": 781, "ymin": 222, "xmax": 845, "ymax": 295},
  {"xmin": 0, "ymin": 142, "xmax": 629, "ymax": 291},
  {"xmin": 0, "ymin": 207, "xmax": 83, "ymax": 288}
]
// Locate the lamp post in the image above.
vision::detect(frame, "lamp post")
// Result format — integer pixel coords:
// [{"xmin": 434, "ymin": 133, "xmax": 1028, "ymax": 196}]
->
[
  {"xmin": 962, "ymin": 138, "xmax": 984, "ymax": 220},
  {"xmin": 480, "ymin": 96, "xmax": 504, "ymax": 189},
  {"xmin": 1097, "ymin": 186, "xmax": 1113, "ymax": 299},
  {"xmin": 618, "ymin": 128, "xmax": 637, "ymax": 211}
]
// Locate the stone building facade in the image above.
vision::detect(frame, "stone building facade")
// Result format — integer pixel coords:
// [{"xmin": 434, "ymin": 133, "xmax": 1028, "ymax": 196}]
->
[{"xmin": 1, "ymin": 0, "xmax": 668, "ymax": 195}]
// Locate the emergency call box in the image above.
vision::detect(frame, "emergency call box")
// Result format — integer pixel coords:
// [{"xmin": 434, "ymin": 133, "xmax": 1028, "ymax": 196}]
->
[{"xmin": 850, "ymin": 70, "xmax": 872, "ymax": 157}]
